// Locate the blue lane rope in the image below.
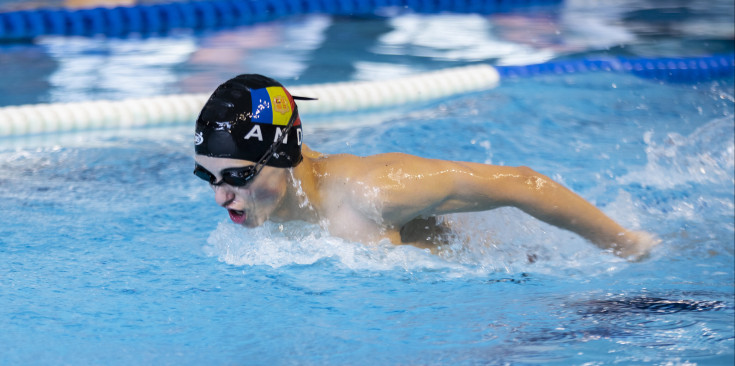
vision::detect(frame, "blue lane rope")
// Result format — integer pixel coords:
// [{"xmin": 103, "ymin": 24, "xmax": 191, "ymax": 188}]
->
[
  {"xmin": 0, "ymin": 0, "xmax": 562, "ymax": 40},
  {"xmin": 496, "ymin": 54, "xmax": 735, "ymax": 82},
  {"xmin": 0, "ymin": 0, "xmax": 732, "ymax": 82}
]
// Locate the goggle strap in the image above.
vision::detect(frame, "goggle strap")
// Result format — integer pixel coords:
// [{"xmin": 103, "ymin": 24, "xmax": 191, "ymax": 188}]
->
[{"xmin": 251, "ymin": 105, "xmax": 299, "ymax": 176}]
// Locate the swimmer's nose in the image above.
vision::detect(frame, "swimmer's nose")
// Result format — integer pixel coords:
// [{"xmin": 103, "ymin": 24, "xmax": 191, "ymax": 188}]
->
[{"xmin": 213, "ymin": 185, "xmax": 235, "ymax": 208}]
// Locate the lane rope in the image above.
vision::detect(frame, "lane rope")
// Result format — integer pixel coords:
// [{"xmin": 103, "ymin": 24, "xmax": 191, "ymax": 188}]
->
[
  {"xmin": 0, "ymin": 0, "xmax": 563, "ymax": 41},
  {"xmin": 0, "ymin": 64, "xmax": 500, "ymax": 137}
]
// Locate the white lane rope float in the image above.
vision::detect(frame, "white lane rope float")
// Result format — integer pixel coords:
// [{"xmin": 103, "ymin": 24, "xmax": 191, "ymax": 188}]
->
[{"xmin": 0, "ymin": 64, "xmax": 499, "ymax": 137}]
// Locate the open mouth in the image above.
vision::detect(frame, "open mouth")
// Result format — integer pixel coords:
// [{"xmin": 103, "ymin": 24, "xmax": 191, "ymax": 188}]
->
[{"xmin": 228, "ymin": 209, "xmax": 247, "ymax": 224}]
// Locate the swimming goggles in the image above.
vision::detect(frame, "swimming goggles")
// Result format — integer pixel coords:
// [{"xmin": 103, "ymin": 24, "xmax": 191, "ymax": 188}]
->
[
  {"xmin": 193, "ymin": 105, "xmax": 300, "ymax": 187},
  {"xmin": 194, "ymin": 164, "xmax": 258, "ymax": 187}
]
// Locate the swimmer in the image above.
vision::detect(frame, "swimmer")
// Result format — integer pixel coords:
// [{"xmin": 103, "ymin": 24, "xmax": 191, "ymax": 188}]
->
[{"xmin": 193, "ymin": 74, "xmax": 659, "ymax": 260}]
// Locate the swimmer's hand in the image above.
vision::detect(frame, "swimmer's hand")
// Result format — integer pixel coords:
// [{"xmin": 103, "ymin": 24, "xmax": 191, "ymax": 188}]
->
[{"xmin": 612, "ymin": 230, "xmax": 661, "ymax": 261}]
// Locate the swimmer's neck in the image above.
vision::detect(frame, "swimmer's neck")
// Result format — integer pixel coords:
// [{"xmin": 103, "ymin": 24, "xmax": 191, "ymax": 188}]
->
[{"xmin": 270, "ymin": 145, "xmax": 321, "ymax": 223}]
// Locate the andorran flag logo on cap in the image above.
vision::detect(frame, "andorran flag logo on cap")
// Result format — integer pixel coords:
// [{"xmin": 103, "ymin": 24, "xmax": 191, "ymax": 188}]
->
[{"xmin": 251, "ymin": 86, "xmax": 293, "ymax": 126}]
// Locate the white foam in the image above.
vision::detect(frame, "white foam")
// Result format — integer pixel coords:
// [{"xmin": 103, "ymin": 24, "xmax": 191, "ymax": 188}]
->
[
  {"xmin": 203, "ymin": 220, "xmax": 453, "ymax": 272},
  {"xmin": 203, "ymin": 209, "xmax": 628, "ymax": 278}
]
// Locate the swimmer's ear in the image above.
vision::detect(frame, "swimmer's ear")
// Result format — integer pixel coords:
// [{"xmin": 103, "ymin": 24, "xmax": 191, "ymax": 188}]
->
[{"xmin": 293, "ymin": 95, "xmax": 318, "ymax": 101}]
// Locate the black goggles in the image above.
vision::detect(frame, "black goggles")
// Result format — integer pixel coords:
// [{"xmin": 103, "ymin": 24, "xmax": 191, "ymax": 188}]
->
[
  {"xmin": 193, "ymin": 164, "xmax": 258, "ymax": 187},
  {"xmin": 194, "ymin": 105, "xmax": 300, "ymax": 187}
]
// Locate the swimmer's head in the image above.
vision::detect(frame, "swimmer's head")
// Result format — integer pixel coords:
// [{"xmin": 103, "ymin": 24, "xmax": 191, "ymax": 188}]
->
[{"xmin": 194, "ymin": 74, "xmax": 302, "ymax": 167}]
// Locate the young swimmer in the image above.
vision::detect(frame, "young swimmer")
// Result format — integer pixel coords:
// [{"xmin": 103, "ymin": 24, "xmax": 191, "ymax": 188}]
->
[{"xmin": 194, "ymin": 74, "xmax": 659, "ymax": 260}]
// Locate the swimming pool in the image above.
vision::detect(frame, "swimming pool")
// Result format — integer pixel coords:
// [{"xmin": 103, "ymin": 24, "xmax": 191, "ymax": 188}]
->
[{"xmin": 1, "ymin": 0, "xmax": 733, "ymax": 365}]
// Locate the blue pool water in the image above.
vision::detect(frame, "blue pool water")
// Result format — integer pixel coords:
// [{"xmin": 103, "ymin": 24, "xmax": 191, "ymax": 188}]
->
[{"xmin": 1, "ymin": 1, "xmax": 734, "ymax": 365}]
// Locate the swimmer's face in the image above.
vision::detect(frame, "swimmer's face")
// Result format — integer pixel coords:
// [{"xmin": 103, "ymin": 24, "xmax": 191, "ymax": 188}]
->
[{"xmin": 194, "ymin": 155, "xmax": 289, "ymax": 228}]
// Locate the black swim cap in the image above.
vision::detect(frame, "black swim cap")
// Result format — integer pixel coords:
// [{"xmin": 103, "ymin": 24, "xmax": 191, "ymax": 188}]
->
[{"xmin": 194, "ymin": 74, "xmax": 302, "ymax": 167}]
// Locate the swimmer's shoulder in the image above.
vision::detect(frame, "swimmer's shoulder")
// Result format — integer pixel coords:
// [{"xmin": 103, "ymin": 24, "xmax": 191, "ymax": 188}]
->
[
  {"xmin": 300, "ymin": 146, "xmax": 363, "ymax": 185},
  {"xmin": 303, "ymin": 145, "xmax": 405, "ymax": 169},
  {"xmin": 302, "ymin": 145, "xmax": 359, "ymax": 169}
]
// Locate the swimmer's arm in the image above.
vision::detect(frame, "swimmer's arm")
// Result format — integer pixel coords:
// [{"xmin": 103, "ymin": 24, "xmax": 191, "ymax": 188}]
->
[
  {"xmin": 440, "ymin": 162, "xmax": 658, "ymax": 259},
  {"xmin": 371, "ymin": 156, "xmax": 657, "ymax": 259}
]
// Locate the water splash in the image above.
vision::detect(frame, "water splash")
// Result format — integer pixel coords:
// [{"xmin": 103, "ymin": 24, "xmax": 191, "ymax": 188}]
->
[
  {"xmin": 619, "ymin": 117, "xmax": 735, "ymax": 189},
  {"xmin": 614, "ymin": 116, "xmax": 735, "ymax": 257},
  {"xmin": 203, "ymin": 208, "xmax": 629, "ymax": 278},
  {"xmin": 203, "ymin": 221, "xmax": 459, "ymax": 272}
]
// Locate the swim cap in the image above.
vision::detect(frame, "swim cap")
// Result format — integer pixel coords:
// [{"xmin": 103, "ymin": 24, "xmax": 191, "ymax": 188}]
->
[{"xmin": 194, "ymin": 74, "xmax": 302, "ymax": 167}]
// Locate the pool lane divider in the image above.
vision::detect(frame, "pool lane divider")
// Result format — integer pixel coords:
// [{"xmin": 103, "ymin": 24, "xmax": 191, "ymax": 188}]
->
[
  {"xmin": 0, "ymin": 0, "xmax": 563, "ymax": 41},
  {"xmin": 496, "ymin": 54, "xmax": 735, "ymax": 83},
  {"xmin": 0, "ymin": 64, "xmax": 501, "ymax": 137}
]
